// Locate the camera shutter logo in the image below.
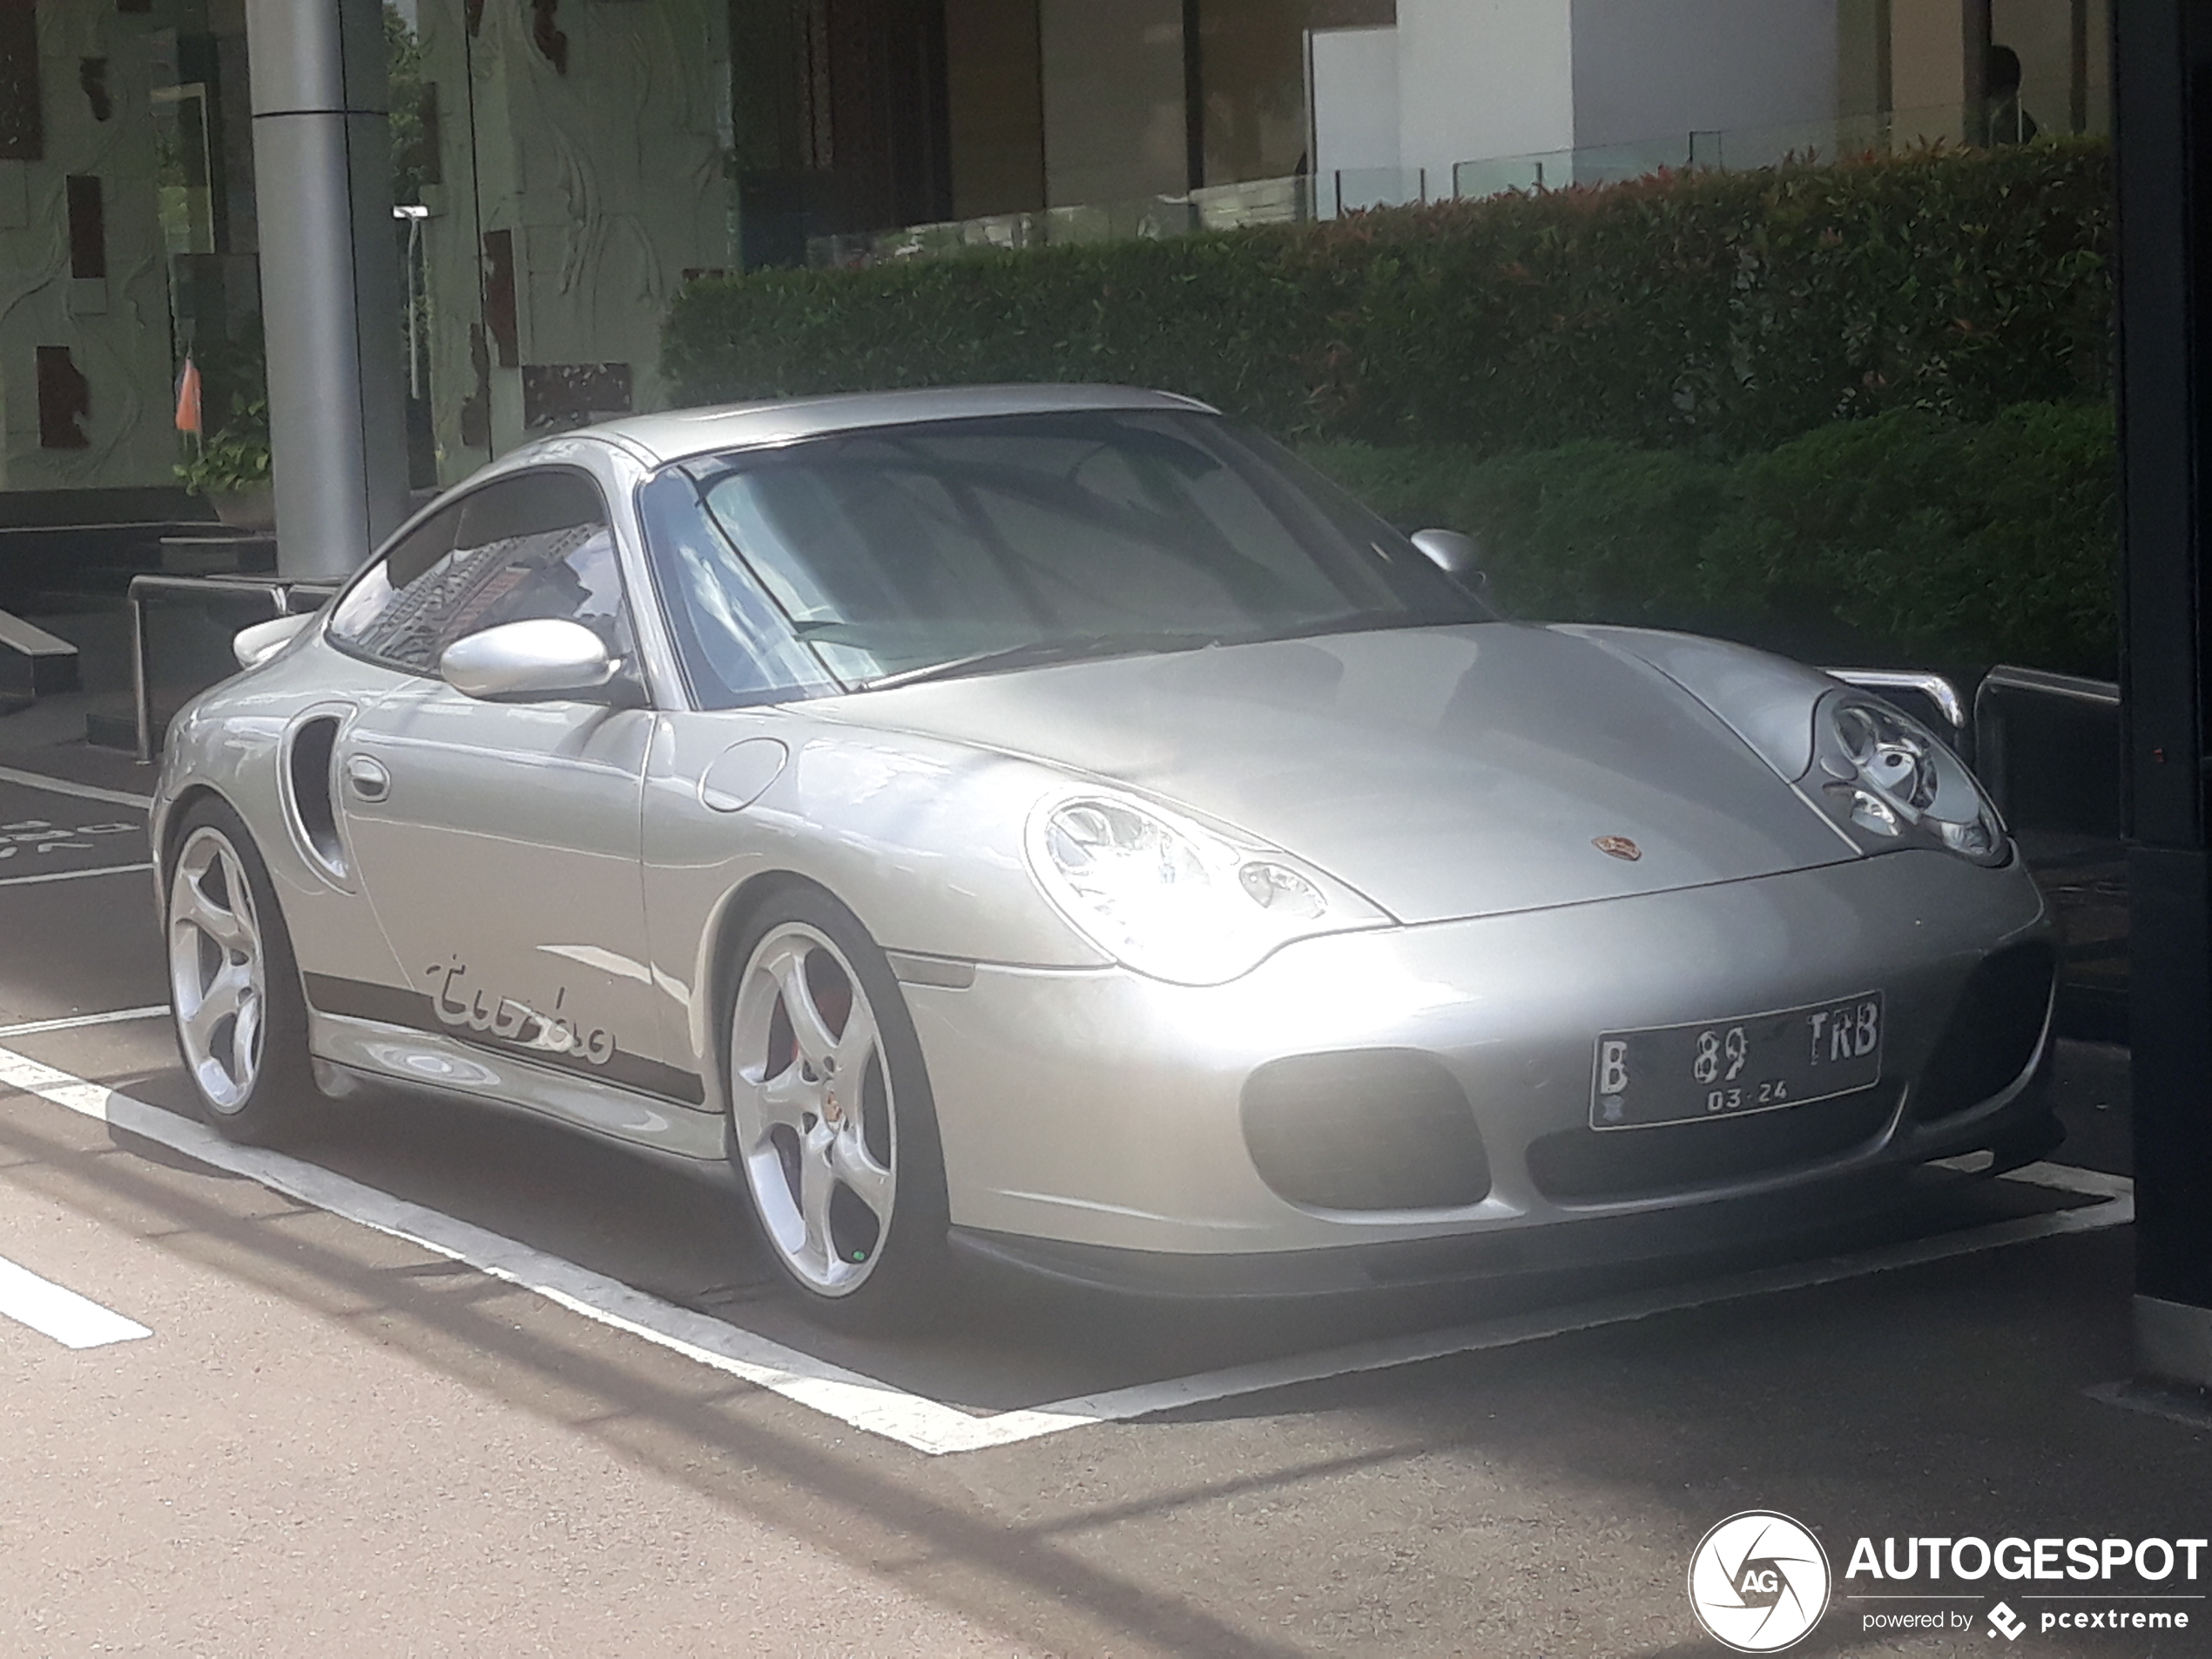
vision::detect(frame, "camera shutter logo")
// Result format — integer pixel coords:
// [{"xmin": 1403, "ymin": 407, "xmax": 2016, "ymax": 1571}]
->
[{"xmin": 1688, "ymin": 1511, "xmax": 1832, "ymax": 1653}]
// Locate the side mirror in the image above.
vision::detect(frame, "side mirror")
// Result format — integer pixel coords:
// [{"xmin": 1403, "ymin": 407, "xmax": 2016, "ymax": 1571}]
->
[
  {"xmin": 1410, "ymin": 529, "xmax": 1489, "ymax": 596},
  {"xmin": 233, "ymin": 611, "xmax": 314, "ymax": 671},
  {"xmin": 439, "ymin": 618, "xmax": 624, "ymax": 703}
]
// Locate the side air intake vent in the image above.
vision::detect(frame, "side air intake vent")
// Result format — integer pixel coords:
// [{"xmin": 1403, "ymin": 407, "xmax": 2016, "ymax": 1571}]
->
[
  {"xmin": 1242, "ymin": 1049, "xmax": 1490, "ymax": 1211},
  {"xmin": 287, "ymin": 714, "xmax": 346, "ymax": 876},
  {"xmin": 1908, "ymin": 941, "xmax": 2057, "ymax": 1122}
]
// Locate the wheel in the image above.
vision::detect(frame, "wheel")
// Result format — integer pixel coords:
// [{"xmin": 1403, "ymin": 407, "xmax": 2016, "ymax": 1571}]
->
[
  {"xmin": 165, "ymin": 799, "xmax": 316, "ymax": 1144},
  {"xmin": 723, "ymin": 886, "xmax": 952, "ymax": 1328}
]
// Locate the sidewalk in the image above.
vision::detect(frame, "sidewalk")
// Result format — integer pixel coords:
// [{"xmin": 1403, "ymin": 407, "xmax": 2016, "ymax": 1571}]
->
[{"xmin": 0, "ymin": 691, "xmax": 158, "ymax": 797}]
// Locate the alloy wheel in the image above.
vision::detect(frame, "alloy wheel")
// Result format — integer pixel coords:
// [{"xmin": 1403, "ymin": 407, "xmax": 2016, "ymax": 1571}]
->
[
  {"xmin": 728, "ymin": 921, "xmax": 900, "ymax": 1295},
  {"xmin": 168, "ymin": 826, "xmax": 269, "ymax": 1113}
]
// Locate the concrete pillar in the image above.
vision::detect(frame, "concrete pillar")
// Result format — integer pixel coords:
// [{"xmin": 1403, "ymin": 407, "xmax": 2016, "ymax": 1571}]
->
[
  {"xmin": 2114, "ymin": 0, "xmax": 2212, "ymax": 1393},
  {"xmin": 246, "ymin": 0, "xmax": 409, "ymax": 579},
  {"xmin": 1890, "ymin": 0, "xmax": 1968, "ymax": 143}
]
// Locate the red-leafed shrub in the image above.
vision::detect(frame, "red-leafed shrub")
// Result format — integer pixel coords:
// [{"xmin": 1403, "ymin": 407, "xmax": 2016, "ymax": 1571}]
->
[{"xmin": 664, "ymin": 139, "xmax": 2111, "ymax": 460}]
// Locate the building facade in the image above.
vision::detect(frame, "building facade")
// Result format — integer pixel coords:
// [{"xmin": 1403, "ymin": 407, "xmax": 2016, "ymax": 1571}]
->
[
  {"xmin": 1316, "ymin": 0, "xmax": 2107, "ymax": 198},
  {"xmin": 0, "ymin": 0, "xmax": 2110, "ymax": 547}
]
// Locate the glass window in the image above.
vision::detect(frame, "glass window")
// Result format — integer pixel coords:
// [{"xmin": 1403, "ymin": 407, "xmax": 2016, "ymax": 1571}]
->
[
  {"xmin": 327, "ymin": 468, "xmax": 637, "ymax": 680},
  {"xmin": 639, "ymin": 410, "xmax": 1487, "ymax": 704},
  {"xmin": 635, "ymin": 469, "xmax": 841, "ymax": 710}
]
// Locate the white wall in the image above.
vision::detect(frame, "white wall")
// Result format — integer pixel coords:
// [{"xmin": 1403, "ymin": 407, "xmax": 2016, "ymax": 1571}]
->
[
  {"xmin": 1569, "ymin": 0, "xmax": 1839, "ymax": 152},
  {"xmin": 1309, "ymin": 25, "xmax": 1400, "ymax": 210},
  {"xmin": 1890, "ymin": 0, "xmax": 1968, "ymax": 143},
  {"xmin": 1394, "ymin": 0, "xmax": 1574, "ymax": 188},
  {"xmin": 1991, "ymin": 0, "xmax": 2089, "ymax": 136},
  {"xmin": 947, "ymin": 0, "xmax": 1046, "ymax": 218},
  {"xmin": 1040, "ymin": 0, "xmax": 1188, "ymax": 206}
]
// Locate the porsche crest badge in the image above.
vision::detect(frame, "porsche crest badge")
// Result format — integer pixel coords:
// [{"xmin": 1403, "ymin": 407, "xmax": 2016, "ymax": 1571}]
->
[{"xmin": 1593, "ymin": 835, "xmax": 1642, "ymax": 861}]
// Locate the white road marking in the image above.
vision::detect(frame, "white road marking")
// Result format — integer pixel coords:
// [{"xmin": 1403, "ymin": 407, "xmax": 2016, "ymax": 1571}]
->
[
  {"xmin": 973, "ymin": 1161, "xmax": 2133, "ymax": 1447},
  {"xmin": 0, "ymin": 1251, "xmax": 152, "ymax": 1349},
  {"xmin": 0, "ymin": 861, "xmax": 153, "ymax": 890},
  {"xmin": 0, "ymin": 1006, "xmax": 168, "ymax": 1040},
  {"xmin": 0, "ymin": 1038, "xmax": 2133, "ymax": 1453},
  {"xmin": 0, "ymin": 1043, "xmax": 1010, "ymax": 1453},
  {"xmin": 0, "ymin": 764, "xmax": 152, "ymax": 812}
]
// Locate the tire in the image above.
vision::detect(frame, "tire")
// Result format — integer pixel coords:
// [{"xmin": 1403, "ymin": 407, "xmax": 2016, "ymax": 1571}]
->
[
  {"xmin": 165, "ymin": 799, "xmax": 318, "ymax": 1145},
  {"xmin": 721, "ymin": 884, "xmax": 953, "ymax": 1330}
]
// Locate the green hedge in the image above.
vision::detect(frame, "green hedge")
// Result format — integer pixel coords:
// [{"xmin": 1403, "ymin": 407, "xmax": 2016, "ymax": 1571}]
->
[
  {"xmin": 666, "ymin": 140, "xmax": 2112, "ymax": 458},
  {"xmin": 1302, "ymin": 401, "xmax": 2118, "ymax": 677}
]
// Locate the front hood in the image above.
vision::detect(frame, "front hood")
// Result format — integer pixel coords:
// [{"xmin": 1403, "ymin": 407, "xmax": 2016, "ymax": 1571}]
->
[{"xmin": 824, "ymin": 624, "xmax": 1856, "ymax": 925}]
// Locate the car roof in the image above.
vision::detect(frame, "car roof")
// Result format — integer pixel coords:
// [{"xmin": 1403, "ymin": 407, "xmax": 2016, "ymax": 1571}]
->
[{"xmin": 582, "ymin": 383, "xmax": 1218, "ymax": 466}]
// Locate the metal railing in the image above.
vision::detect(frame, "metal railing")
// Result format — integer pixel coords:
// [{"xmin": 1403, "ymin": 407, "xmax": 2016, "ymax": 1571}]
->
[
  {"xmin": 1970, "ymin": 665, "xmax": 2125, "ymax": 1036},
  {"xmin": 1826, "ymin": 668, "xmax": 1972, "ymax": 762},
  {"xmin": 1822, "ymin": 663, "xmax": 2121, "ymax": 834},
  {"xmin": 799, "ymin": 90, "xmax": 2111, "ymax": 272},
  {"xmin": 1971, "ymin": 665, "xmax": 2120, "ymax": 834},
  {"xmin": 129, "ymin": 574, "xmax": 340, "ymax": 763},
  {"xmin": 805, "ymin": 175, "xmax": 1323, "ymax": 269}
]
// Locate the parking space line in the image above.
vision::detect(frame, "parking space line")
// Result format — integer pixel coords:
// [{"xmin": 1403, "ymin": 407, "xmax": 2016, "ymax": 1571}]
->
[
  {"xmin": 0, "ymin": 1251, "xmax": 152, "ymax": 1349},
  {"xmin": 963, "ymin": 1162, "xmax": 2134, "ymax": 1450},
  {"xmin": 0, "ymin": 765, "xmax": 152, "ymax": 812},
  {"xmin": 0, "ymin": 1036, "xmax": 2134, "ymax": 1453},
  {"xmin": 0, "ymin": 1007, "xmax": 168, "ymax": 1041},
  {"xmin": 0, "ymin": 1042, "xmax": 1008, "ymax": 1453},
  {"xmin": 0, "ymin": 862, "xmax": 153, "ymax": 890}
]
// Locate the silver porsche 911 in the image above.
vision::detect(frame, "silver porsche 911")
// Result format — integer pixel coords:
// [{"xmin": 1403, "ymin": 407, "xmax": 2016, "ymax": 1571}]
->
[{"xmin": 152, "ymin": 384, "xmax": 2059, "ymax": 1324}]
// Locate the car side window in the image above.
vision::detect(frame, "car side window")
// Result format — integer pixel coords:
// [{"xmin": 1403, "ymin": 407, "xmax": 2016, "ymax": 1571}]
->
[{"xmin": 327, "ymin": 469, "xmax": 637, "ymax": 682}]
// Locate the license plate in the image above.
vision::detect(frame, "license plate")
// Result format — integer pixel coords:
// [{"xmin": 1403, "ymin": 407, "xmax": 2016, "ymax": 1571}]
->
[{"xmin": 1589, "ymin": 991, "xmax": 1884, "ymax": 1130}]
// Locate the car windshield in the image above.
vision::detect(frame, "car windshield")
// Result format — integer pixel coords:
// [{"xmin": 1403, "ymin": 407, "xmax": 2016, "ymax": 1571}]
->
[{"xmin": 637, "ymin": 408, "xmax": 1490, "ymax": 705}]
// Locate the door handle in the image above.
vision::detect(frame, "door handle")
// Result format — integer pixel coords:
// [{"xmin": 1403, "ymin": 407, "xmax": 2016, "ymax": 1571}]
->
[{"xmin": 343, "ymin": 754, "xmax": 390, "ymax": 803}]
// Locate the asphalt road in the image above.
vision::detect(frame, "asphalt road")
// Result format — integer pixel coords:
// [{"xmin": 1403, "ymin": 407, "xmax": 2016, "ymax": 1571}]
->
[{"xmin": 0, "ymin": 756, "xmax": 2203, "ymax": 1658}]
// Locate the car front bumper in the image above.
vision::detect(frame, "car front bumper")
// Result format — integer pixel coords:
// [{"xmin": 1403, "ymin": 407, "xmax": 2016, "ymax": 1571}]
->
[{"xmin": 904, "ymin": 847, "xmax": 2054, "ymax": 1272}]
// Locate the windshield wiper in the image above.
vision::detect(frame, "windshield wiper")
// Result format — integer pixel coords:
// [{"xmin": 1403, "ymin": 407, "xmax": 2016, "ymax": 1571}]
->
[
  {"xmin": 856, "ymin": 631, "xmax": 1224, "ymax": 692},
  {"xmin": 1236, "ymin": 608, "xmax": 1480, "ymax": 644}
]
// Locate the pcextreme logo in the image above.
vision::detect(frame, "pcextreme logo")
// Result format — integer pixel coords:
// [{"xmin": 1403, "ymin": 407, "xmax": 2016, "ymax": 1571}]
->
[{"xmin": 1687, "ymin": 1511, "xmax": 1833, "ymax": 1653}]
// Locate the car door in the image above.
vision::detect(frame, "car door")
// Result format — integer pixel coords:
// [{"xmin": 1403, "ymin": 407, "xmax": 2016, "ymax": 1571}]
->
[{"xmin": 322, "ymin": 466, "xmax": 697, "ymax": 1111}]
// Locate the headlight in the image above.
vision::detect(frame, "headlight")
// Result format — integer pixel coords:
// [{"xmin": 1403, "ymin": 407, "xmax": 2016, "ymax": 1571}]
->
[
  {"xmin": 1810, "ymin": 691, "xmax": 2007, "ymax": 867},
  {"xmin": 1025, "ymin": 792, "xmax": 1386, "ymax": 984}
]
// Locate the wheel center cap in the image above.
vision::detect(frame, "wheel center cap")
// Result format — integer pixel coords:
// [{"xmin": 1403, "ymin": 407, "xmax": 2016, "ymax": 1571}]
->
[{"xmin": 822, "ymin": 1089, "xmax": 843, "ymax": 1126}]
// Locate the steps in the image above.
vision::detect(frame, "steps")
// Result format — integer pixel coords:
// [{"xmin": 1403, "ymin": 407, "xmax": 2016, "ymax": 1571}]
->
[{"xmin": 0, "ymin": 610, "xmax": 80, "ymax": 707}]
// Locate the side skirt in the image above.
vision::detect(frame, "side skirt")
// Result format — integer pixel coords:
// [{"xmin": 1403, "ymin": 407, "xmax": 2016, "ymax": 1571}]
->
[{"xmin": 307, "ymin": 1008, "xmax": 731, "ymax": 1165}]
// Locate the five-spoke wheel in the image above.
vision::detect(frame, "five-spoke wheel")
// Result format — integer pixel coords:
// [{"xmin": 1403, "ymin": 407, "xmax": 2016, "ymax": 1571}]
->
[
  {"xmin": 170, "ymin": 825, "xmax": 267, "ymax": 1110},
  {"xmin": 725, "ymin": 889, "xmax": 948, "ymax": 1323},
  {"xmin": 165, "ymin": 801, "xmax": 314, "ymax": 1143}
]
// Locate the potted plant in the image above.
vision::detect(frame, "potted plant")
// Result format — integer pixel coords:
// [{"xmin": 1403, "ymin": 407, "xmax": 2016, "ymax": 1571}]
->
[
  {"xmin": 177, "ymin": 394, "xmax": 275, "ymax": 530},
  {"xmin": 176, "ymin": 324, "xmax": 276, "ymax": 531}
]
